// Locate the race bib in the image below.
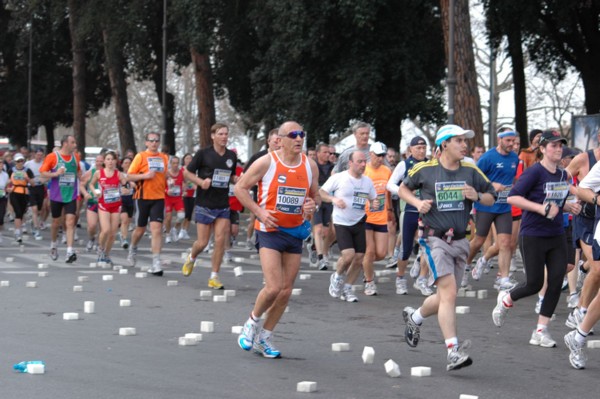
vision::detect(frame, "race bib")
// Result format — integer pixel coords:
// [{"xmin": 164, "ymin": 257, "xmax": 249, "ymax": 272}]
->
[
  {"xmin": 59, "ymin": 172, "xmax": 76, "ymax": 187},
  {"xmin": 147, "ymin": 157, "xmax": 165, "ymax": 172},
  {"xmin": 369, "ymin": 193, "xmax": 385, "ymax": 212},
  {"xmin": 276, "ymin": 186, "xmax": 306, "ymax": 214},
  {"xmin": 544, "ymin": 181, "xmax": 569, "ymax": 206},
  {"xmin": 435, "ymin": 181, "xmax": 465, "ymax": 212},
  {"xmin": 169, "ymin": 185, "xmax": 181, "ymax": 196},
  {"xmin": 352, "ymin": 190, "xmax": 369, "ymax": 210},
  {"xmin": 211, "ymin": 169, "xmax": 232, "ymax": 188},
  {"xmin": 496, "ymin": 185, "xmax": 512, "ymax": 204},
  {"xmin": 103, "ymin": 187, "xmax": 121, "ymax": 203},
  {"xmin": 13, "ymin": 170, "xmax": 25, "ymax": 180}
]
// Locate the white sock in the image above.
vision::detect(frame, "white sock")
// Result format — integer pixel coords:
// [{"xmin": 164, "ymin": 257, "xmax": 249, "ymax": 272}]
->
[
  {"xmin": 211, "ymin": 272, "xmax": 218, "ymax": 279},
  {"xmin": 445, "ymin": 337, "xmax": 459, "ymax": 351},
  {"xmin": 412, "ymin": 308, "xmax": 425, "ymax": 325},
  {"xmin": 259, "ymin": 328, "xmax": 272, "ymax": 341}
]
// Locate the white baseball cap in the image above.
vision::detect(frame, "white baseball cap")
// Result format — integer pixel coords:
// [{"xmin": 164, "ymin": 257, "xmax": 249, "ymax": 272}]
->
[
  {"xmin": 435, "ymin": 124, "xmax": 475, "ymax": 146},
  {"xmin": 370, "ymin": 142, "xmax": 388, "ymax": 156}
]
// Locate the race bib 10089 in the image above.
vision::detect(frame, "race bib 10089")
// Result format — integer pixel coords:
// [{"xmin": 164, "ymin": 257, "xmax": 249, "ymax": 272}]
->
[{"xmin": 275, "ymin": 186, "xmax": 306, "ymax": 214}]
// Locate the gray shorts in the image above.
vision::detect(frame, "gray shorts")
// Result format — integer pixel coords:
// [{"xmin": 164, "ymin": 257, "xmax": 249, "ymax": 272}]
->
[
  {"xmin": 475, "ymin": 211, "xmax": 512, "ymax": 237},
  {"xmin": 420, "ymin": 236, "xmax": 470, "ymax": 287}
]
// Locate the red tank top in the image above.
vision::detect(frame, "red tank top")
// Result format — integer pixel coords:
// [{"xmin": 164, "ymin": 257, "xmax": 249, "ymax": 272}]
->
[
  {"xmin": 166, "ymin": 168, "xmax": 184, "ymax": 198},
  {"xmin": 99, "ymin": 169, "xmax": 121, "ymax": 207}
]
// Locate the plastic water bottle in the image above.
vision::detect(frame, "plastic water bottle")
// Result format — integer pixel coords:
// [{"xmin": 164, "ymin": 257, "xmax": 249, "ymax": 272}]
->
[{"xmin": 13, "ymin": 360, "xmax": 45, "ymax": 373}]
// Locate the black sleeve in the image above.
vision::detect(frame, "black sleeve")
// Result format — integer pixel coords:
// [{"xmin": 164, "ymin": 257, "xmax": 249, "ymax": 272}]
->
[
  {"xmin": 27, "ymin": 170, "xmax": 34, "ymax": 179},
  {"xmin": 186, "ymin": 150, "xmax": 202, "ymax": 175}
]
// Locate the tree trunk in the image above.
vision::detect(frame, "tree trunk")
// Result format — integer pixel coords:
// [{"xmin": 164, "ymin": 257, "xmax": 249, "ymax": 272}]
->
[
  {"xmin": 67, "ymin": 0, "xmax": 86, "ymax": 157},
  {"xmin": 102, "ymin": 28, "xmax": 137, "ymax": 155},
  {"xmin": 152, "ymin": 71, "xmax": 176, "ymax": 155},
  {"xmin": 190, "ymin": 46, "xmax": 216, "ymax": 149},
  {"xmin": 506, "ymin": 27, "xmax": 528, "ymax": 144},
  {"xmin": 441, "ymin": 0, "xmax": 484, "ymax": 148},
  {"xmin": 580, "ymin": 63, "xmax": 600, "ymax": 115},
  {"xmin": 374, "ymin": 113, "xmax": 402, "ymax": 152},
  {"xmin": 43, "ymin": 119, "xmax": 55, "ymax": 154}
]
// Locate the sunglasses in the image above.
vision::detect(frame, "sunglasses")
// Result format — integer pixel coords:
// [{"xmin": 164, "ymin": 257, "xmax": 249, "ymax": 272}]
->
[
  {"xmin": 281, "ymin": 130, "xmax": 305, "ymax": 139},
  {"xmin": 147, "ymin": 139, "xmax": 160, "ymax": 143},
  {"xmin": 375, "ymin": 153, "xmax": 386, "ymax": 158}
]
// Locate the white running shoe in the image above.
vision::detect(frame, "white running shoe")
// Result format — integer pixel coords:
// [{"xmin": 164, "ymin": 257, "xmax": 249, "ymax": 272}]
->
[
  {"xmin": 471, "ymin": 257, "xmax": 487, "ymax": 281},
  {"xmin": 364, "ymin": 281, "xmax": 378, "ymax": 296},
  {"xmin": 529, "ymin": 329, "xmax": 557, "ymax": 348},
  {"xmin": 340, "ymin": 285, "xmax": 358, "ymax": 302},
  {"xmin": 567, "ymin": 293, "xmax": 579, "ymax": 309},
  {"xmin": 396, "ymin": 277, "xmax": 408, "ymax": 295},
  {"xmin": 409, "ymin": 255, "xmax": 421, "ymax": 279},
  {"xmin": 178, "ymin": 230, "xmax": 190, "ymax": 240},
  {"xmin": 492, "ymin": 290, "xmax": 511, "ymax": 327},
  {"xmin": 171, "ymin": 228, "xmax": 178, "ymax": 243},
  {"xmin": 413, "ymin": 277, "xmax": 433, "ymax": 296},
  {"xmin": 329, "ymin": 272, "xmax": 345, "ymax": 298},
  {"xmin": 564, "ymin": 330, "xmax": 587, "ymax": 369}
]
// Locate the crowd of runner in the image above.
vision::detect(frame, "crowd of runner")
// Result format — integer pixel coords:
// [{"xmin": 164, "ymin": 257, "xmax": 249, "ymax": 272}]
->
[{"xmin": 1, "ymin": 121, "xmax": 599, "ymax": 371}]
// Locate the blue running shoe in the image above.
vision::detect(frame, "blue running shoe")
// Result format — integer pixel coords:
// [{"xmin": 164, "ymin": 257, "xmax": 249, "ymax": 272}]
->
[
  {"xmin": 253, "ymin": 336, "xmax": 281, "ymax": 359},
  {"xmin": 238, "ymin": 319, "xmax": 258, "ymax": 351}
]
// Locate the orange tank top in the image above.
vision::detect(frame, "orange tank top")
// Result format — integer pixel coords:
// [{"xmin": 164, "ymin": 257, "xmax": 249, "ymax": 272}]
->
[{"xmin": 255, "ymin": 152, "xmax": 312, "ymax": 232}]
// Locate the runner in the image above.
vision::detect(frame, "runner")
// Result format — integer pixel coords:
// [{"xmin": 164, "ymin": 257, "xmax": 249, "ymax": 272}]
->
[
  {"xmin": 39, "ymin": 134, "xmax": 81, "ymax": 263},
  {"xmin": 127, "ymin": 132, "xmax": 170, "ymax": 275},
  {"xmin": 362, "ymin": 142, "xmax": 393, "ymax": 296},
  {"xmin": 24, "ymin": 148, "xmax": 46, "ymax": 239},
  {"xmin": 401, "ymin": 124, "xmax": 496, "ymax": 371},
  {"xmin": 181, "ymin": 123, "xmax": 238, "ymax": 290},
  {"xmin": 164, "ymin": 155, "xmax": 185, "ymax": 244},
  {"xmin": 81, "ymin": 154, "xmax": 104, "ymax": 253},
  {"xmin": 180, "ymin": 153, "xmax": 196, "ymax": 241},
  {"xmin": 387, "ymin": 136, "xmax": 430, "ymax": 295},
  {"xmin": 310, "ymin": 143, "xmax": 334, "ymax": 270},
  {"xmin": 234, "ymin": 121, "xmax": 319, "ymax": 358},
  {"xmin": 493, "ymin": 130, "xmax": 581, "ymax": 348},
  {"xmin": 321, "ymin": 150, "xmax": 377, "ymax": 303},
  {"xmin": 118, "ymin": 156, "xmax": 135, "ymax": 249},
  {"xmin": 8, "ymin": 153, "xmax": 34, "ymax": 243},
  {"xmin": 0, "ymin": 167, "xmax": 9, "ymax": 243},
  {"xmin": 467, "ymin": 127, "xmax": 519, "ymax": 291},
  {"xmin": 88, "ymin": 151, "xmax": 127, "ymax": 265},
  {"xmin": 224, "ymin": 158, "xmax": 244, "ymax": 262}
]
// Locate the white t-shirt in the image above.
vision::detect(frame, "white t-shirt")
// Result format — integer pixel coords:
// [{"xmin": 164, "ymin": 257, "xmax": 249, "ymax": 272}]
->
[
  {"xmin": 24, "ymin": 159, "xmax": 44, "ymax": 185},
  {"xmin": 0, "ymin": 171, "xmax": 9, "ymax": 198},
  {"xmin": 320, "ymin": 170, "xmax": 377, "ymax": 226}
]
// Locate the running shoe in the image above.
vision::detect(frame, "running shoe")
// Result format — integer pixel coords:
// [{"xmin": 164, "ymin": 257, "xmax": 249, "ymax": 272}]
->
[
  {"xmin": 223, "ymin": 250, "xmax": 233, "ymax": 263},
  {"xmin": 245, "ymin": 240, "xmax": 254, "ymax": 250},
  {"xmin": 317, "ymin": 258, "xmax": 329, "ymax": 271},
  {"xmin": 529, "ymin": 329, "xmax": 557, "ymax": 348},
  {"xmin": 364, "ymin": 281, "xmax": 378, "ymax": 296},
  {"xmin": 566, "ymin": 307, "xmax": 584, "ymax": 329},
  {"xmin": 86, "ymin": 239, "xmax": 95, "ymax": 252},
  {"xmin": 149, "ymin": 258, "xmax": 164, "ymax": 276},
  {"xmin": 61, "ymin": 233, "xmax": 67, "ymax": 244},
  {"xmin": 409, "ymin": 255, "xmax": 421, "ymax": 279},
  {"xmin": 561, "ymin": 276, "xmax": 569, "ymax": 291},
  {"xmin": 208, "ymin": 276, "xmax": 224, "ymax": 289},
  {"xmin": 16, "ymin": 234, "xmax": 22, "ymax": 244},
  {"xmin": 402, "ymin": 306, "xmax": 420, "ymax": 347},
  {"xmin": 65, "ymin": 252, "xmax": 77, "ymax": 264},
  {"xmin": 165, "ymin": 235, "xmax": 172, "ymax": 244},
  {"xmin": 253, "ymin": 335, "xmax": 281, "ymax": 359},
  {"xmin": 395, "ymin": 276, "xmax": 408, "ymax": 295},
  {"xmin": 181, "ymin": 254, "xmax": 195, "ymax": 277},
  {"xmin": 121, "ymin": 239, "xmax": 129, "ymax": 249},
  {"xmin": 50, "ymin": 247, "xmax": 58, "ymax": 261},
  {"xmin": 471, "ymin": 257, "xmax": 487, "ymax": 281},
  {"xmin": 492, "ymin": 290, "xmax": 511, "ymax": 327},
  {"xmin": 494, "ymin": 277, "xmax": 517, "ymax": 291},
  {"xmin": 447, "ymin": 340, "xmax": 473, "ymax": 371},
  {"xmin": 385, "ymin": 255, "xmax": 398, "ymax": 269},
  {"xmin": 340, "ymin": 286, "xmax": 358, "ymax": 302},
  {"xmin": 170, "ymin": 228, "xmax": 178, "ymax": 243},
  {"xmin": 127, "ymin": 247, "xmax": 137, "ymax": 266},
  {"xmin": 329, "ymin": 272, "xmax": 345, "ymax": 298},
  {"xmin": 414, "ymin": 277, "xmax": 433, "ymax": 296},
  {"xmin": 238, "ymin": 319, "xmax": 258, "ymax": 351},
  {"xmin": 178, "ymin": 230, "xmax": 190, "ymax": 240},
  {"xmin": 567, "ymin": 293, "xmax": 579, "ymax": 309},
  {"xmin": 33, "ymin": 230, "xmax": 41, "ymax": 240},
  {"xmin": 564, "ymin": 330, "xmax": 587, "ymax": 369},
  {"xmin": 104, "ymin": 256, "xmax": 113, "ymax": 267}
]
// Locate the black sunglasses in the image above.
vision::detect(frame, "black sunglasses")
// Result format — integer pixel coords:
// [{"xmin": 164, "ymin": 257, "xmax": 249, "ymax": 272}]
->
[{"xmin": 280, "ymin": 130, "xmax": 306, "ymax": 139}]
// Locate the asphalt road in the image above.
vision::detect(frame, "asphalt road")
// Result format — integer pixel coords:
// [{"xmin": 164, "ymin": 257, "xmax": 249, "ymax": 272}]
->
[{"xmin": 0, "ymin": 217, "xmax": 597, "ymax": 399}]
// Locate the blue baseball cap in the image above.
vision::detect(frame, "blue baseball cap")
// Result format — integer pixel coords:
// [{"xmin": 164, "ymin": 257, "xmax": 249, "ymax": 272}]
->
[{"xmin": 435, "ymin": 124, "xmax": 475, "ymax": 146}]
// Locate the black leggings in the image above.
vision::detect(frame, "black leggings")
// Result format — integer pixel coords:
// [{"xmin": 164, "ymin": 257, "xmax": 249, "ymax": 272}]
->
[
  {"xmin": 513, "ymin": 234, "xmax": 567, "ymax": 318},
  {"xmin": 184, "ymin": 196, "xmax": 195, "ymax": 221}
]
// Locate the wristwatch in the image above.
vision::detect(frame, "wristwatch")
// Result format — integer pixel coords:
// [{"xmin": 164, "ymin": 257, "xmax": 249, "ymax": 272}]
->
[{"xmin": 477, "ymin": 192, "xmax": 483, "ymax": 202}]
